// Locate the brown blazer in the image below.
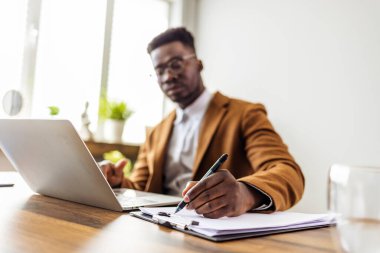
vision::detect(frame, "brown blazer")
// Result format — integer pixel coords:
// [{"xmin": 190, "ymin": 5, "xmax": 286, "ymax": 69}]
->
[{"xmin": 122, "ymin": 92, "xmax": 304, "ymax": 211}]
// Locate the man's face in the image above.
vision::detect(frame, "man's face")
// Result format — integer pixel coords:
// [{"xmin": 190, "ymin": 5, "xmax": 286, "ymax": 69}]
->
[{"xmin": 150, "ymin": 41, "xmax": 204, "ymax": 109}]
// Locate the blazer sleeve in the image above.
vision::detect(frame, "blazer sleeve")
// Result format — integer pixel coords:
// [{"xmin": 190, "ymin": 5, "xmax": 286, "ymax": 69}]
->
[
  {"xmin": 237, "ymin": 104, "xmax": 305, "ymax": 211},
  {"xmin": 121, "ymin": 141, "xmax": 150, "ymax": 190}
]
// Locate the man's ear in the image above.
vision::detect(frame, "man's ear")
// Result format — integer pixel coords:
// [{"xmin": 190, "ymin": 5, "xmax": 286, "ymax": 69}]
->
[{"xmin": 198, "ymin": 60, "xmax": 203, "ymax": 71}]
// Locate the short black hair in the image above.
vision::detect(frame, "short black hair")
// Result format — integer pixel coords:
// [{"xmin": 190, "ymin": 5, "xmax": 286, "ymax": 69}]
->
[{"xmin": 147, "ymin": 27, "xmax": 196, "ymax": 54}]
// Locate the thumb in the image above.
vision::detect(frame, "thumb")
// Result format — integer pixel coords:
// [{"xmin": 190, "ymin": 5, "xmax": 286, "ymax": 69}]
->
[
  {"xmin": 182, "ymin": 181, "xmax": 198, "ymax": 198},
  {"xmin": 115, "ymin": 158, "xmax": 129, "ymax": 170},
  {"xmin": 114, "ymin": 158, "xmax": 128, "ymax": 175}
]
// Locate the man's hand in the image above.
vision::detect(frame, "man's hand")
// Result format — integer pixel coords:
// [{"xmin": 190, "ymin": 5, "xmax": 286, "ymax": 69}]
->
[
  {"xmin": 181, "ymin": 170, "xmax": 264, "ymax": 219},
  {"xmin": 99, "ymin": 159, "xmax": 128, "ymax": 187}
]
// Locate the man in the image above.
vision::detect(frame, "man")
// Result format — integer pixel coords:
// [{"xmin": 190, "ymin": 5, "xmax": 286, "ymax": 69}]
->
[{"xmin": 101, "ymin": 27, "xmax": 304, "ymax": 218}]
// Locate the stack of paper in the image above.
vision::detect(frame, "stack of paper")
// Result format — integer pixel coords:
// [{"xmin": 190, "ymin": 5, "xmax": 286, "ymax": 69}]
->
[
  {"xmin": 0, "ymin": 171, "xmax": 16, "ymax": 187},
  {"xmin": 139, "ymin": 207, "xmax": 335, "ymax": 238}
]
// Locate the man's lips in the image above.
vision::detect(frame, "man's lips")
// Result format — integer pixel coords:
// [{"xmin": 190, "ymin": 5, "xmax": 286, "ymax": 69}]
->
[{"xmin": 165, "ymin": 85, "xmax": 184, "ymax": 96}]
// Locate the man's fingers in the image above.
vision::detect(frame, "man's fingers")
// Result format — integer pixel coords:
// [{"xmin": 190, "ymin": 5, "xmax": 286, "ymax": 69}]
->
[
  {"xmin": 99, "ymin": 161, "xmax": 110, "ymax": 175},
  {"xmin": 182, "ymin": 181, "xmax": 197, "ymax": 197},
  {"xmin": 115, "ymin": 159, "xmax": 128, "ymax": 170},
  {"xmin": 195, "ymin": 196, "xmax": 228, "ymax": 217},
  {"xmin": 187, "ymin": 184, "xmax": 225, "ymax": 210},
  {"xmin": 105, "ymin": 166, "xmax": 114, "ymax": 179},
  {"xmin": 186, "ymin": 170, "xmax": 227, "ymax": 201},
  {"xmin": 114, "ymin": 159, "xmax": 128, "ymax": 176},
  {"xmin": 203, "ymin": 205, "xmax": 231, "ymax": 219}
]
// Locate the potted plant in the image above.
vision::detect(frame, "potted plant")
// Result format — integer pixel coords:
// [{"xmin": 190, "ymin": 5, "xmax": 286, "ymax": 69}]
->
[
  {"xmin": 99, "ymin": 97, "xmax": 133, "ymax": 143},
  {"xmin": 48, "ymin": 106, "xmax": 60, "ymax": 116}
]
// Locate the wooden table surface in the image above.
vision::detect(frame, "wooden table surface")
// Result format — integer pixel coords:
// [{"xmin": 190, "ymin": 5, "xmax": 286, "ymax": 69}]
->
[{"xmin": 0, "ymin": 172, "xmax": 344, "ymax": 253}]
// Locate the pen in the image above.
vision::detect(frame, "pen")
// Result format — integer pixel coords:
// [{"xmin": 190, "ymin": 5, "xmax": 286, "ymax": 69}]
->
[
  {"xmin": 174, "ymin": 153, "xmax": 228, "ymax": 214},
  {"xmin": 0, "ymin": 184, "xmax": 14, "ymax": 187}
]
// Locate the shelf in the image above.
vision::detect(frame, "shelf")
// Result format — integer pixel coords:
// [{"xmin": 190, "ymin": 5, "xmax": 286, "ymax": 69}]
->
[{"xmin": 84, "ymin": 140, "xmax": 140, "ymax": 162}]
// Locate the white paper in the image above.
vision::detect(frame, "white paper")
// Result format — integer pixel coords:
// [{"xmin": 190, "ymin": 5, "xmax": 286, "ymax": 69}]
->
[
  {"xmin": 0, "ymin": 171, "xmax": 17, "ymax": 186},
  {"xmin": 139, "ymin": 207, "xmax": 335, "ymax": 237}
]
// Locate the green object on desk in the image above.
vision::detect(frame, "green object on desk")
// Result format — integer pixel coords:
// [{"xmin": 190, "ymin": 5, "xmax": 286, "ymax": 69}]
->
[{"xmin": 103, "ymin": 150, "xmax": 133, "ymax": 176}]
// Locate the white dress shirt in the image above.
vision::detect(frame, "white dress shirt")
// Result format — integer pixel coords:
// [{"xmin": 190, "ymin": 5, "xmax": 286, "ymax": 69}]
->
[{"xmin": 163, "ymin": 89, "xmax": 213, "ymax": 196}]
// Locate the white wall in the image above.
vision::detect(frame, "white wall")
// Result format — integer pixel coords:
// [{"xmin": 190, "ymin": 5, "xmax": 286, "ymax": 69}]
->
[
  {"xmin": 196, "ymin": 0, "xmax": 380, "ymax": 212},
  {"xmin": 0, "ymin": 150, "xmax": 15, "ymax": 171}
]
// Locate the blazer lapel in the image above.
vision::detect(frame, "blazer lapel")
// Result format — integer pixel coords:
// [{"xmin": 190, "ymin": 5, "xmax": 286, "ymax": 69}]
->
[{"xmin": 192, "ymin": 92, "xmax": 229, "ymax": 177}]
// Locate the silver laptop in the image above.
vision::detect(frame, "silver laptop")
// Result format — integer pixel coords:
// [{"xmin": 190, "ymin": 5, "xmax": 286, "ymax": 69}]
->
[{"xmin": 0, "ymin": 119, "xmax": 181, "ymax": 211}]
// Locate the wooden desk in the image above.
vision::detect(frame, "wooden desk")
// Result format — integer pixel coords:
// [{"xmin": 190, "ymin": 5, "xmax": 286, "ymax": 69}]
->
[{"xmin": 0, "ymin": 173, "xmax": 344, "ymax": 253}]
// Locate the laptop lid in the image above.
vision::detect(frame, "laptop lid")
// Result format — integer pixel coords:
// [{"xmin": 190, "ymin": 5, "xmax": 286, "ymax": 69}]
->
[{"xmin": 0, "ymin": 119, "xmax": 137, "ymax": 211}]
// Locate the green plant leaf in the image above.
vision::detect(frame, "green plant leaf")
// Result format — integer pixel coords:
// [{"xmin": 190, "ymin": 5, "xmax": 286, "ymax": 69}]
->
[
  {"xmin": 98, "ymin": 97, "xmax": 133, "ymax": 121},
  {"xmin": 48, "ymin": 106, "xmax": 60, "ymax": 116}
]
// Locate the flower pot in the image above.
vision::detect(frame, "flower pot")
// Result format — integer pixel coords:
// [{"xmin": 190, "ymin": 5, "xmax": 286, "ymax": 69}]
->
[{"xmin": 103, "ymin": 119, "xmax": 125, "ymax": 143}]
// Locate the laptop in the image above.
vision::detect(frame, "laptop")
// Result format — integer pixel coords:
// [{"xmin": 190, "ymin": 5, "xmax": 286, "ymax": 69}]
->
[{"xmin": 0, "ymin": 119, "xmax": 181, "ymax": 211}]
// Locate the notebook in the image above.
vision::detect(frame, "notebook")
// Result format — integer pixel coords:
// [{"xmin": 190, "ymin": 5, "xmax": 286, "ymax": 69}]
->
[
  {"xmin": 0, "ymin": 171, "xmax": 16, "ymax": 187},
  {"xmin": 0, "ymin": 119, "xmax": 181, "ymax": 211},
  {"xmin": 130, "ymin": 207, "xmax": 336, "ymax": 242}
]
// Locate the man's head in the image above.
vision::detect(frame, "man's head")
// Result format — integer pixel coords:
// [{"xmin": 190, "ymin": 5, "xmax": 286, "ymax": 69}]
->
[{"xmin": 147, "ymin": 27, "xmax": 205, "ymax": 109}]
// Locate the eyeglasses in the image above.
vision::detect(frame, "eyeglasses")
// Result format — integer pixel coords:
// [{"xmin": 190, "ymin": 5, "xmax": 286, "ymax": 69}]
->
[{"xmin": 154, "ymin": 54, "xmax": 196, "ymax": 78}]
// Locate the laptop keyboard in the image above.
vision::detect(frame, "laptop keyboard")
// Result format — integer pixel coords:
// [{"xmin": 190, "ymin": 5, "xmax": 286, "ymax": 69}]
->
[{"xmin": 115, "ymin": 193, "xmax": 156, "ymax": 207}]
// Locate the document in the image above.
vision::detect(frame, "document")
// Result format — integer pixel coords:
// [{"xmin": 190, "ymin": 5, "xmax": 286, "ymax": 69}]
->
[
  {"xmin": 0, "ymin": 171, "xmax": 16, "ymax": 187},
  {"xmin": 134, "ymin": 207, "xmax": 335, "ymax": 240}
]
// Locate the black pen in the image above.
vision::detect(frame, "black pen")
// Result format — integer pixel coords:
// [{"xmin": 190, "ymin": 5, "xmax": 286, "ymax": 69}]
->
[
  {"xmin": 174, "ymin": 153, "xmax": 228, "ymax": 214},
  {"xmin": 0, "ymin": 184, "xmax": 14, "ymax": 187}
]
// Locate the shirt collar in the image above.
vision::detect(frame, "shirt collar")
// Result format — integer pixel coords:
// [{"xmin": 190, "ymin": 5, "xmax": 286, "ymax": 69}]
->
[{"xmin": 174, "ymin": 89, "xmax": 213, "ymax": 125}]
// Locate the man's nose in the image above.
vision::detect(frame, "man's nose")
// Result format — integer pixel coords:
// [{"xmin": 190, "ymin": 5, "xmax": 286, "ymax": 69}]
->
[{"xmin": 162, "ymin": 68, "xmax": 177, "ymax": 83}]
